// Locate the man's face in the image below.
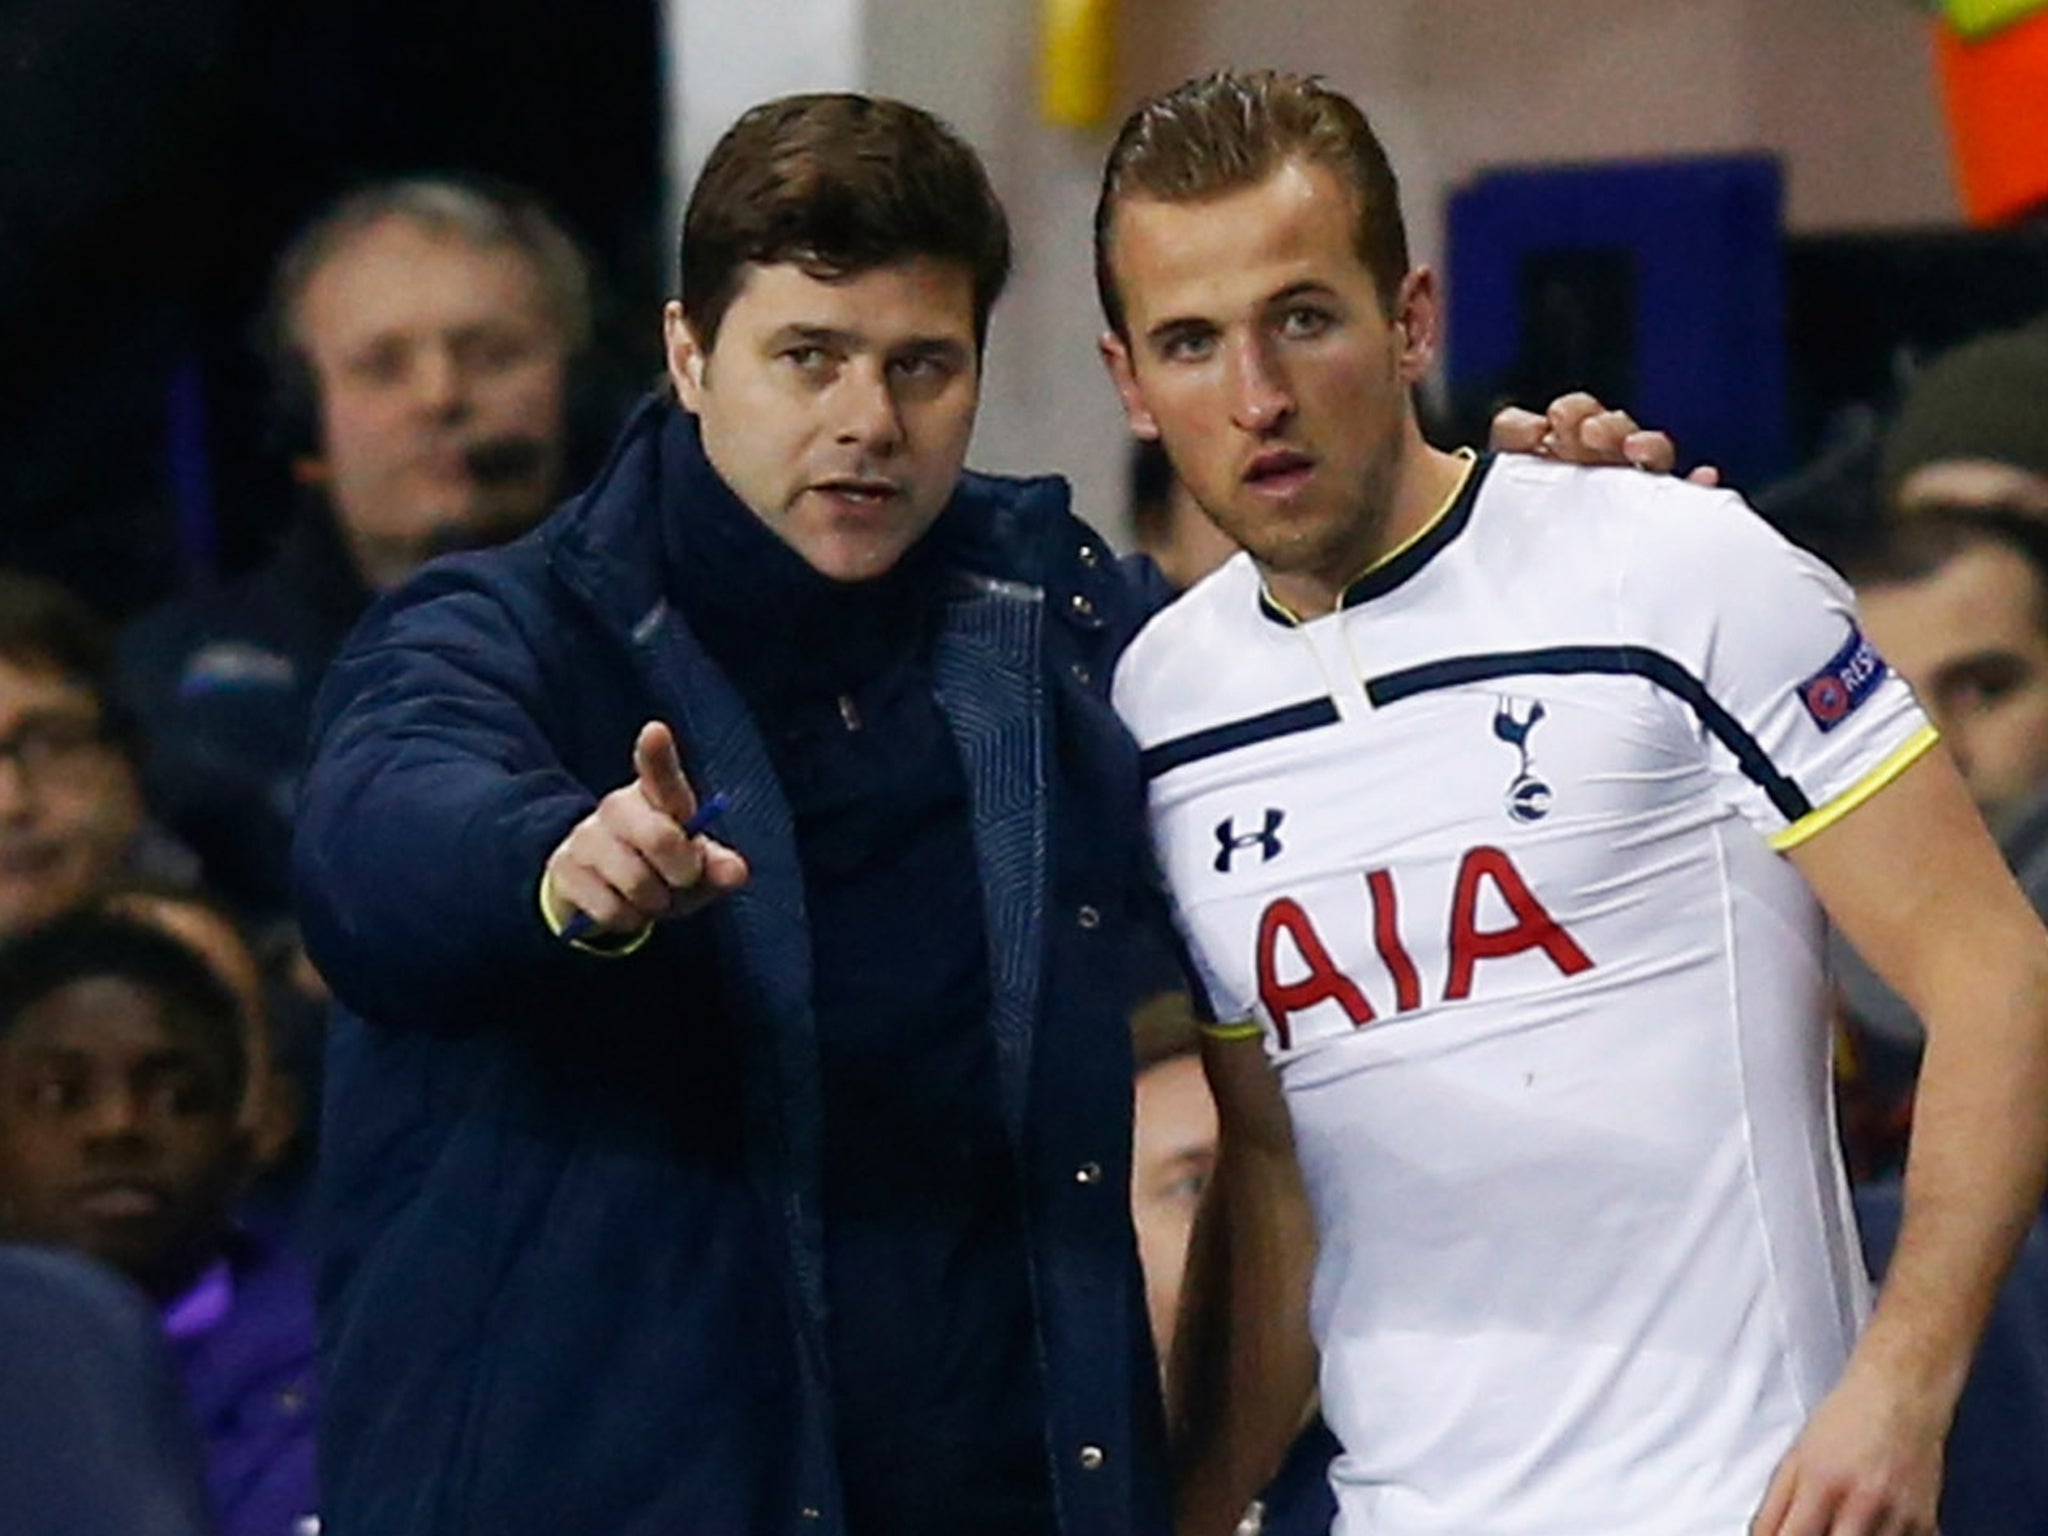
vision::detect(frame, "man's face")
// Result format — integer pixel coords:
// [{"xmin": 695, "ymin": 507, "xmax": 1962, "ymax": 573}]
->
[
  {"xmin": 294, "ymin": 214, "xmax": 571, "ymax": 588},
  {"xmin": 0, "ymin": 976, "xmax": 246, "ymax": 1298},
  {"xmin": 665, "ymin": 258, "xmax": 981, "ymax": 583},
  {"xmin": 1100, "ymin": 159, "xmax": 1433, "ymax": 605},
  {"xmin": 0, "ymin": 659, "xmax": 141, "ymax": 938},
  {"xmin": 1860, "ymin": 541, "xmax": 2048, "ymax": 827},
  {"xmin": 1131, "ymin": 1050, "xmax": 1218, "ymax": 1362}
]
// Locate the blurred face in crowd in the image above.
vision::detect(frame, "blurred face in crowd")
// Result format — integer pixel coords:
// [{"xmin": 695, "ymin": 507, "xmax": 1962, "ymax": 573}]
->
[
  {"xmin": 0, "ymin": 659, "xmax": 141, "ymax": 938},
  {"xmin": 107, "ymin": 891, "xmax": 297, "ymax": 1168},
  {"xmin": 293, "ymin": 213, "xmax": 571, "ymax": 590},
  {"xmin": 1860, "ymin": 539, "xmax": 2048, "ymax": 829},
  {"xmin": 1131, "ymin": 1048, "xmax": 1219, "ymax": 1362},
  {"xmin": 1101, "ymin": 158, "xmax": 1436, "ymax": 618},
  {"xmin": 665, "ymin": 257, "xmax": 981, "ymax": 583},
  {"xmin": 0, "ymin": 976, "xmax": 247, "ymax": 1298}
]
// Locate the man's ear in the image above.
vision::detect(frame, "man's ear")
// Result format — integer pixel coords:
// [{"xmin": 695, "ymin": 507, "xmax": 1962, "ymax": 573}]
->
[
  {"xmin": 663, "ymin": 301, "xmax": 708, "ymax": 411},
  {"xmin": 1099, "ymin": 331, "xmax": 1161, "ymax": 441},
  {"xmin": 1392, "ymin": 267, "xmax": 1440, "ymax": 383}
]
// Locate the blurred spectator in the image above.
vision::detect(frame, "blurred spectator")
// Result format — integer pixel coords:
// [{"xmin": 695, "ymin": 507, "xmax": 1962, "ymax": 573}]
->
[
  {"xmin": 0, "ymin": 572, "xmax": 195, "ymax": 941},
  {"xmin": 1130, "ymin": 438, "xmax": 1240, "ymax": 594},
  {"xmin": 1131, "ymin": 988, "xmax": 1221, "ymax": 1360},
  {"xmin": 1829, "ymin": 511, "xmax": 2048, "ymax": 1175},
  {"xmin": 0, "ymin": 1, "xmax": 665, "ymax": 621},
  {"xmin": 0, "ymin": 1245, "xmax": 215, "ymax": 1536},
  {"xmin": 120, "ymin": 177, "xmax": 594, "ymax": 926},
  {"xmin": 1130, "ymin": 987, "xmax": 1335, "ymax": 1536},
  {"xmin": 1881, "ymin": 317, "xmax": 2048, "ymax": 520},
  {"xmin": 0, "ymin": 910, "xmax": 316, "ymax": 1536},
  {"xmin": 105, "ymin": 881, "xmax": 310, "ymax": 1240},
  {"xmin": 1853, "ymin": 511, "xmax": 2048, "ymax": 834}
]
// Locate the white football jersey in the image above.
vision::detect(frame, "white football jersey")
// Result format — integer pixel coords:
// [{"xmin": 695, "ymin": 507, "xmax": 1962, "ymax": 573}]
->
[{"xmin": 1113, "ymin": 454, "xmax": 1935, "ymax": 1536}]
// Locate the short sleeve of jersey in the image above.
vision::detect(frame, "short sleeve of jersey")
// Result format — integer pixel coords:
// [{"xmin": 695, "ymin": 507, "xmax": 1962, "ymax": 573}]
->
[{"xmin": 1618, "ymin": 482, "xmax": 1935, "ymax": 850}]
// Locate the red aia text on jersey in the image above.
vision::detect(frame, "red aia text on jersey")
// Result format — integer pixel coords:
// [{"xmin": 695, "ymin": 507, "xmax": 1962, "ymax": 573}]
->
[{"xmin": 1255, "ymin": 845, "xmax": 1593, "ymax": 1048}]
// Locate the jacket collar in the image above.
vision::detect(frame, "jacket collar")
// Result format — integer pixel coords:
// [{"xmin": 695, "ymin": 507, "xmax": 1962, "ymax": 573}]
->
[{"xmin": 545, "ymin": 394, "xmax": 1077, "ymax": 646}]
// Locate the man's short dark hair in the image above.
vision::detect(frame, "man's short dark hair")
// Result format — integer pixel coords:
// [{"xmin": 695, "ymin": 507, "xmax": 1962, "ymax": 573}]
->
[
  {"xmin": 0, "ymin": 571, "xmax": 132, "ymax": 757},
  {"xmin": 1094, "ymin": 69, "xmax": 1410, "ymax": 342},
  {"xmin": 679, "ymin": 92, "xmax": 1013, "ymax": 352},
  {"xmin": 1838, "ymin": 506, "xmax": 2048, "ymax": 641},
  {"xmin": 0, "ymin": 911, "xmax": 247, "ymax": 1108}
]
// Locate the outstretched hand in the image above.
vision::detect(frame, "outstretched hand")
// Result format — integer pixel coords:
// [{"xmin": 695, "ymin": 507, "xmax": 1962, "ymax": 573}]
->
[
  {"xmin": 1490, "ymin": 391, "xmax": 1721, "ymax": 486},
  {"xmin": 542, "ymin": 721, "xmax": 749, "ymax": 939}
]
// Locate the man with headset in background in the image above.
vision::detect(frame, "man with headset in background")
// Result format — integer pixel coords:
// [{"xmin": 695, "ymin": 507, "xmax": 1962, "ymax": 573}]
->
[{"xmin": 118, "ymin": 178, "xmax": 596, "ymax": 935}]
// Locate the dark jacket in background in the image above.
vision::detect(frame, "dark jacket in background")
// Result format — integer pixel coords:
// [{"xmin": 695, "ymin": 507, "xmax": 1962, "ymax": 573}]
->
[
  {"xmin": 0, "ymin": 1246, "xmax": 215, "ymax": 1536},
  {"xmin": 120, "ymin": 503, "xmax": 370, "ymax": 925},
  {"xmin": 295, "ymin": 398, "xmax": 1172, "ymax": 1535},
  {"xmin": 1857, "ymin": 1184, "xmax": 2048, "ymax": 1535}
]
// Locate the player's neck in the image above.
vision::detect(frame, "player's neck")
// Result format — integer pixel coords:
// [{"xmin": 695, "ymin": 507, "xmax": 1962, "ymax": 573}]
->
[
  {"xmin": 1376, "ymin": 437, "xmax": 1474, "ymax": 566},
  {"xmin": 1263, "ymin": 433, "xmax": 1471, "ymax": 621}
]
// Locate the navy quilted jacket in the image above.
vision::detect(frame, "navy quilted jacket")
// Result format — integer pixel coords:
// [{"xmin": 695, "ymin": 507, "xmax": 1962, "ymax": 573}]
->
[{"xmin": 295, "ymin": 397, "xmax": 1172, "ymax": 1536}]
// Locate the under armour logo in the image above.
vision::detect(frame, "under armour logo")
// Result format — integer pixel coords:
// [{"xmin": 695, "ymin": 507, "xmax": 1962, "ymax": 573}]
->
[
  {"xmin": 1493, "ymin": 697, "xmax": 1552, "ymax": 824},
  {"xmin": 1215, "ymin": 809, "xmax": 1286, "ymax": 872}
]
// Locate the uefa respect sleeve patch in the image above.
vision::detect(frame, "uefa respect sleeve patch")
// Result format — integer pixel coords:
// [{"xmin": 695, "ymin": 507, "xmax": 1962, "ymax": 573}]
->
[{"xmin": 1796, "ymin": 626, "xmax": 1887, "ymax": 733}]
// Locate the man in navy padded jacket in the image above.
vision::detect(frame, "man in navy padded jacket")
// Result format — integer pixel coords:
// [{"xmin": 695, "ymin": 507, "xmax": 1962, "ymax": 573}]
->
[{"xmin": 296, "ymin": 92, "xmax": 1171, "ymax": 1536}]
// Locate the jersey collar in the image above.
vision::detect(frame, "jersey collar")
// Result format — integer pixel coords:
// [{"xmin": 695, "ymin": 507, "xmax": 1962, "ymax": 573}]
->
[{"xmin": 1257, "ymin": 449, "xmax": 1490, "ymax": 627}]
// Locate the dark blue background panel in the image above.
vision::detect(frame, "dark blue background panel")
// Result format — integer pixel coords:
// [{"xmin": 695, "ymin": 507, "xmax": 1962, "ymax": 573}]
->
[{"xmin": 1446, "ymin": 156, "xmax": 1787, "ymax": 490}]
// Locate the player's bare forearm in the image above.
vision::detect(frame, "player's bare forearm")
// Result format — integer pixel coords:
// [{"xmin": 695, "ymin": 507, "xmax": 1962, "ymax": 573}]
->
[
  {"xmin": 1861, "ymin": 946, "xmax": 2048, "ymax": 1397},
  {"xmin": 1763, "ymin": 748, "xmax": 2048, "ymax": 1533},
  {"xmin": 1172, "ymin": 1035, "xmax": 1319, "ymax": 1536},
  {"xmin": 1804, "ymin": 751, "xmax": 2048, "ymax": 1405}
]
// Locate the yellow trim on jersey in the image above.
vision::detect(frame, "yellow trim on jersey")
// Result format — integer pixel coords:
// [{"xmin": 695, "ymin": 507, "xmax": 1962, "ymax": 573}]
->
[
  {"xmin": 1257, "ymin": 448, "xmax": 1479, "ymax": 625},
  {"xmin": 539, "ymin": 867, "xmax": 654, "ymax": 957},
  {"xmin": 1356, "ymin": 448, "xmax": 1480, "ymax": 579},
  {"xmin": 1199, "ymin": 1018, "xmax": 1266, "ymax": 1043},
  {"xmin": 1767, "ymin": 724, "xmax": 1941, "ymax": 852}
]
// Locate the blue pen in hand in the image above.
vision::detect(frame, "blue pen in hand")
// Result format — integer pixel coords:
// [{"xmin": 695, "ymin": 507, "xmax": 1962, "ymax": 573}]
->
[{"xmin": 559, "ymin": 791, "xmax": 733, "ymax": 944}]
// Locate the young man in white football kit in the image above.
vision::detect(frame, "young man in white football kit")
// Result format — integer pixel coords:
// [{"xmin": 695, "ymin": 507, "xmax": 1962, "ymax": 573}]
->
[{"xmin": 1097, "ymin": 71, "xmax": 2048, "ymax": 1536}]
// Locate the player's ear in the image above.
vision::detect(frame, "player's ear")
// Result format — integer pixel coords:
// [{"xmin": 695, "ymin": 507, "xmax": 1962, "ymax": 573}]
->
[
  {"xmin": 1392, "ymin": 268, "xmax": 1440, "ymax": 383},
  {"xmin": 1100, "ymin": 331, "xmax": 1161, "ymax": 441},
  {"xmin": 664, "ymin": 301, "xmax": 710, "ymax": 411}
]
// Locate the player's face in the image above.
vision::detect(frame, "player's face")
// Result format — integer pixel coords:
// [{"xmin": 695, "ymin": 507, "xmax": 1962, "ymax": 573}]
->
[
  {"xmin": 1130, "ymin": 1051, "xmax": 1218, "ymax": 1363},
  {"xmin": 0, "ymin": 977, "xmax": 247, "ymax": 1299},
  {"xmin": 666, "ymin": 258, "xmax": 981, "ymax": 584},
  {"xmin": 297, "ymin": 215, "xmax": 571, "ymax": 585},
  {"xmin": 1101, "ymin": 159, "xmax": 1435, "ymax": 611},
  {"xmin": 1860, "ymin": 541, "xmax": 2048, "ymax": 829}
]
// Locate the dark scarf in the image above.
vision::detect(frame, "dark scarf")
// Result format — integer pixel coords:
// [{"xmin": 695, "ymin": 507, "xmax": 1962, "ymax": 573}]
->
[
  {"xmin": 657, "ymin": 410, "xmax": 951, "ymax": 706},
  {"xmin": 652, "ymin": 410, "xmax": 1051, "ymax": 1534}
]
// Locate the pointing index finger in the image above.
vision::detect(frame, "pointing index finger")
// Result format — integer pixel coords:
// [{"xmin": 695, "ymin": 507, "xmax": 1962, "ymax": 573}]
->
[{"xmin": 632, "ymin": 720, "xmax": 698, "ymax": 825}]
